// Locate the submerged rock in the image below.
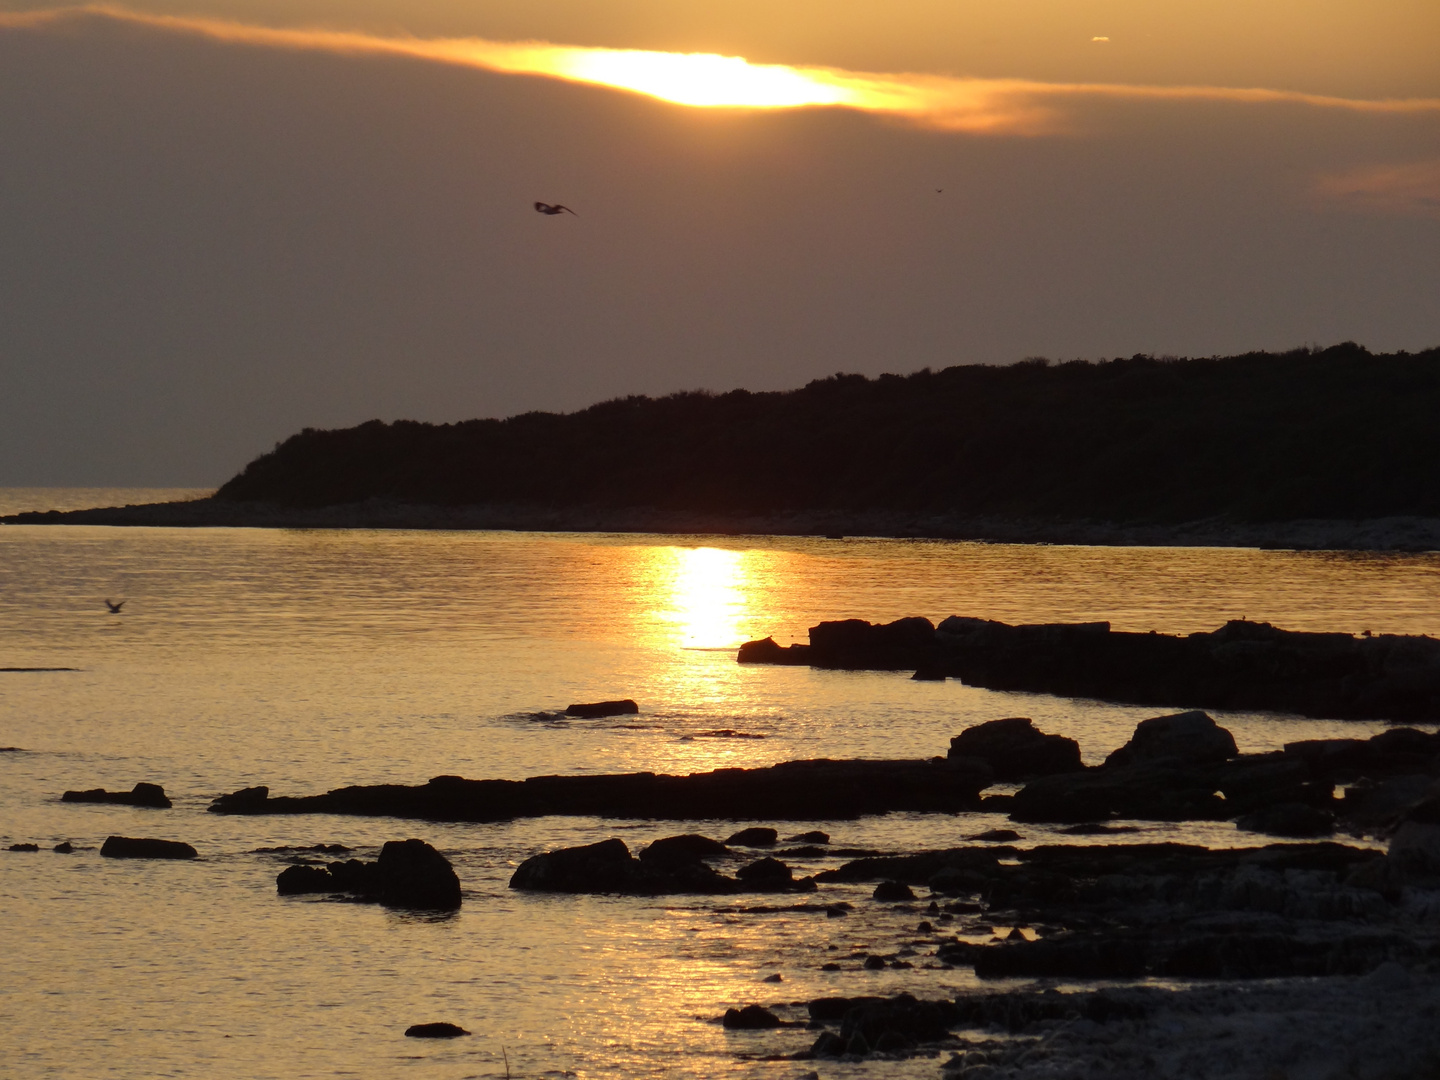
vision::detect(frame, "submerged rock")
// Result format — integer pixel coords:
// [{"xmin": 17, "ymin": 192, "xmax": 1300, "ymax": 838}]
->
[
  {"xmin": 63, "ymin": 782, "xmax": 172, "ymax": 809},
  {"xmin": 564, "ymin": 699, "xmax": 639, "ymax": 719},
  {"xmin": 100, "ymin": 836, "xmax": 197, "ymax": 859}
]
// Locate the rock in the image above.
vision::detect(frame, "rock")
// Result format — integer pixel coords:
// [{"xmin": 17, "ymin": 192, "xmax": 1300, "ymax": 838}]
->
[
  {"xmin": 100, "ymin": 836, "xmax": 198, "ymax": 859},
  {"xmin": 1011, "ymin": 765, "xmax": 1228, "ymax": 823},
  {"xmin": 810, "ymin": 1031, "xmax": 847, "ymax": 1056},
  {"xmin": 762, "ymin": 972, "xmax": 784, "ymax": 983},
  {"xmin": 404, "ymin": 1022, "xmax": 468, "ymax": 1038},
  {"xmin": 510, "ymin": 837, "xmax": 736, "ymax": 896},
  {"xmin": 722, "ymin": 1004, "xmax": 782, "ymax": 1029},
  {"xmin": 967, "ymin": 829, "xmax": 1021, "ymax": 843},
  {"xmin": 564, "ymin": 699, "xmax": 639, "ymax": 718},
  {"xmin": 948, "ymin": 718, "xmax": 1083, "ymax": 780},
  {"xmin": 639, "ymin": 833, "xmax": 729, "ymax": 865},
  {"xmin": 277, "ymin": 864, "xmax": 340, "ymax": 895},
  {"xmin": 863, "ymin": 955, "xmax": 887, "ymax": 969},
  {"xmin": 873, "ymin": 880, "xmax": 916, "ymax": 902},
  {"xmin": 8, "ymin": 842, "xmax": 39, "ymax": 851},
  {"xmin": 1365, "ymin": 960, "xmax": 1414, "ymax": 992},
  {"xmin": 62, "ymin": 782, "xmax": 172, "ymax": 808},
  {"xmin": 737, "ymin": 857, "xmax": 795, "ymax": 889},
  {"xmin": 1342, "ymin": 774, "xmax": 1436, "ymax": 827},
  {"xmin": 1389, "ymin": 801, "xmax": 1440, "ymax": 877},
  {"xmin": 376, "ymin": 839, "xmax": 462, "ymax": 909},
  {"xmin": 726, "ymin": 827, "xmax": 778, "ymax": 847},
  {"xmin": 808, "ymin": 617, "xmax": 939, "ymax": 671},
  {"xmin": 1236, "ymin": 803, "xmax": 1335, "ymax": 838},
  {"xmin": 737, "ymin": 637, "xmax": 811, "ymax": 665},
  {"xmin": 787, "ymin": 831, "xmax": 830, "ymax": 844},
  {"xmin": 210, "ymin": 785, "xmax": 269, "ymax": 812},
  {"xmin": 1104, "ymin": 711, "xmax": 1237, "ymax": 768},
  {"xmin": 53, "ymin": 841, "xmax": 74, "ymax": 853}
]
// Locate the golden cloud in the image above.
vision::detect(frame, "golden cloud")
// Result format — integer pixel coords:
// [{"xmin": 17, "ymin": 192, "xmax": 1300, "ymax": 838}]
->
[{"xmin": 5, "ymin": 6, "xmax": 1440, "ymax": 135}]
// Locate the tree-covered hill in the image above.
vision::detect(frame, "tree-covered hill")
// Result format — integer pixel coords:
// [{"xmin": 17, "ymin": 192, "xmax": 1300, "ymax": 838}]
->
[{"xmin": 216, "ymin": 343, "xmax": 1440, "ymax": 524}]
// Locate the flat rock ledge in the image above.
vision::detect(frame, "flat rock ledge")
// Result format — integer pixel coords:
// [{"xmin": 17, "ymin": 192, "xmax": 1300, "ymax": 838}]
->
[
  {"xmin": 63, "ymin": 782, "xmax": 171, "ymax": 809},
  {"xmin": 740, "ymin": 615, "xmax": 1440, "ymax": 723},
  {"xmin": 208, "ymin": 758, "xmax": 992, "ymax": 823}
]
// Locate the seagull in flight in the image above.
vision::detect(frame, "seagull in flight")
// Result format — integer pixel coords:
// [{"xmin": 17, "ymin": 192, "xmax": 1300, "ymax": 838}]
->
[
  {"xmin": 534, "ymin": 202, "xmax": 577, "ymax": 216},
  {"xmin": 104, "ymin": 599, "xmax": 125, "ymax": 614}
]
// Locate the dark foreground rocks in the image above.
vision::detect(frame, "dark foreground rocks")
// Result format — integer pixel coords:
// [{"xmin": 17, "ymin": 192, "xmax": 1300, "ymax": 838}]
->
[
  {"xmin": 276, "ymin": 839, "xmax": 461, "ymax": 909},
  {"xmin": 508, "ymin": 835, "xmax": 817, "ymax": 896},
  {"xmin": 100, "ymin": 836, "xmax": 197, "ymax": 859},
  {"xmin": 209, "ymin": 758, "xmax": 992, "ymax": 822},
  {"xmin": 740, "ymin": 615, "xmax": 1440, "ymax": 723},
  {"xmin": 63, "ymin": 782, "xmax": 172, "ymax": 808},
  {"xmin": 948, "ymin": 717, "xmax": 1083, "ymax": 780}
]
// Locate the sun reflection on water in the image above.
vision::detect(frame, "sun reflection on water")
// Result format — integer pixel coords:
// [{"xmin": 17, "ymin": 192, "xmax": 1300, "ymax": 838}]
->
[{"xmin": 659, "ymin": 546, "xmax": 750, "ymax": 651}]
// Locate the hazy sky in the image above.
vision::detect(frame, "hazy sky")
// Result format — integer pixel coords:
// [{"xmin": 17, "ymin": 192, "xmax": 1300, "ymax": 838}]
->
[{"xmin": 1, "ymin": 2, "xmax": 1437, "ymax": 484}]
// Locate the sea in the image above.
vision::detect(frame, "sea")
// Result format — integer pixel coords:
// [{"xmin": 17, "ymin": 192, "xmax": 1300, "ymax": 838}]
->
[{"xmin": 2, "ymin": 487, "xmax": 1438, "ymax": 1079}]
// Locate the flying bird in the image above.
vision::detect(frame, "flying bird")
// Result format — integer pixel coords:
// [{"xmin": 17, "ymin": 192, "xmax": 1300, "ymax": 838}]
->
[
  {"xmin": 104, "ymin": 599, "xmax": 125, "ymax": 613},
  {"xmin": 534, "ymin": 202, "xmax": 576, "ymax": 216}
]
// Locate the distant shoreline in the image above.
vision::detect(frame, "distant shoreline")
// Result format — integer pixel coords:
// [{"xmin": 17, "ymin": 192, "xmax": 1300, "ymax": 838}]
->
[{"xmin": 6, "ymin": 497, "xmax": 1440, "ymax": 551}]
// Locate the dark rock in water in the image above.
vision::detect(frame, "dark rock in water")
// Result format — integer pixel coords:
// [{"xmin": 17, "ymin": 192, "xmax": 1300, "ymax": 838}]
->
[
  {"xmin": 863, "ymin": 955, "xmax": 887, "ymax": 970},
  {"xmin": 911, "ymin": 665, "xmax": 947, "ymax": 681},
  {"xmin": 1059, "ymin": 823, "xmax": 1138, "ymax": 835},
  {"xmin": 810, "ymin": 1030, "xmax": 847, "ymax": 1056},
  {"xmin": 948, "ymin": 718, "xmax": 1083, "ymax": 780},
  {"xmin": 967, "ymin": 829, "xmax": 1021, "ymax": 843},
  {"xmin": 762, "ymin": 972, "xmax": 783, "ymax": 983},
  {"xmin": 53, "ymin": 841, "xmax": 74, "ymax": 853},
  {"xmin": 722, "ymin": 1004, "xmax": 783, "ymax": 1029},
  {"xmin": 736, "ymin": 857, "xmax": 795, "ymax": 889},
  {"xmin": 1236, "ymin": 803, "xmax": 1335, "ymax": 838},
  {"xmin": 100, "ymin": 836, "xmax": 197, "ymax": 859},
  {"xmin": 1342, "ymin": 774, "xmax": 1434, "ymax": 828},
  {"xmin": 786, "ymin": 830, "xmax": 830, "ymax": 844},
  {"xmin": 639, "ymin": 834, "xmax": 729, "ymax": 865},
  {"xmin": 873, "ymin": 880, "xmax": 916, "ymax": 902},
  {"xmin": 404, "ymin": 1022, "xmax": 468, "ymax": 1038},
  {"xmin": 510, "ymin": 837, "xmax": 736, "ymax": 896},
  {"xmin": 1011, "ymin": 764, "xmax": 1228, "ymax": 824},
  {"xmin": 808, "ymin": 617, "xmax": 940, "ymax": 671},
  {"xmin": 8, "ymin": 842, "xmax": 40, "ymax": 852},
  {"xmin": 377, "ymin": 838, "xmax": 462, "ymax": 909},
  {"xmin": 719, "ymin": 828, "xmax": 788, "ymax": 856},
  {"xmin": 737, "ymin": 637, "xmax": 811, "ymax": 665},
  {"xmin": 1104, "ymin": 711, "xmax": 1237, "ymax": 768},
  {"xmin": 210, "ymin": 757, "xmax": 991, "ymax": 823},
  {"xmin": 62, "ymin": 782, "xmax": 172, "ymax": 809},
  {"xmin": 276, "ymin": 839, "xmax": 460, "ymax": 909},
  {"xmin": 564, "ymin": 698, "xmax": 639, "ymax": 718}
]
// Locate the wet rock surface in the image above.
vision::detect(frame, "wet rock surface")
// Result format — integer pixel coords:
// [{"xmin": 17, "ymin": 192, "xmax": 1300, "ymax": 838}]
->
[
  {"xmin": 62, "ymin": 782, "xmax": 172, "ymax": 808},
  {"xmin": 564, "ymin": 698, "xmax": 639, "ymax": 718},
  {"xmin": 276, "ymin": 839, "xmax": 461, "ymax": 909},
  {"xmin": 404, "ymin": 1022, "xmax": 468, "ymax": 1038},
  {"xmin": 509, "ymin": 836, "xmax": 817, "ymax": 896},
  {"xmin": 740, "ymin": 615, "xmax": 1440, "ymax": 723}
]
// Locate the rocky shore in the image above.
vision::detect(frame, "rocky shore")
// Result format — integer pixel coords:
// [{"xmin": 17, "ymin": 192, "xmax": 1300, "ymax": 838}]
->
[
  {"xmin": 741, "ymin": 616, "xmax": 1440, "ymax": 723},
  {"xmin": 6, "ymin": 496, "xmax": 1440, "ymax": 551}
]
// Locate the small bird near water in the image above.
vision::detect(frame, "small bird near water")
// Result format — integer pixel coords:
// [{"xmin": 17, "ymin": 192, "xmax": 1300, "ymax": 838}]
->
[
  {"xmin": 104, "ymin": 599, "xmax": 125, "ymax": 614},
  {"xmin": 534, "ymin": 202, "xmax": 576, "ymax": 216}
]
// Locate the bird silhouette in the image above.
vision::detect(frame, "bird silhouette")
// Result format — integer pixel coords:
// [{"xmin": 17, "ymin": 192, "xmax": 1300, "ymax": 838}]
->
[
  {"xmin": 534, "ymin": 202, "xmax": 577, "ymax": 216},
  {"xmin": 104, "ymin": 599, "xmax": 125, "ymax": 614}
]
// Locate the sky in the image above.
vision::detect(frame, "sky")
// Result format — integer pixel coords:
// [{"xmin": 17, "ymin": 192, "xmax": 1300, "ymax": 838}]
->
[{"xmin": 1, "ymin": 2, "xmax": 1437, "ymax": 484}]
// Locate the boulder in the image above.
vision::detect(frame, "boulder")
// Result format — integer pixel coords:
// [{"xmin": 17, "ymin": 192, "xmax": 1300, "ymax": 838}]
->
[
  {"xmin": 1011, "ymin": 766, "xmax": 1228, "ymax": 824},
  {"xmin": 948, "ymin": 718, "xmax": 1083, "ymax": 780},
  {"xmin": 736, "ymin": 857, "xmax": 795, "ymax": 889},
  {"xmin": 100, "ymin": 836, "xmax": 197, "ymax": 859},
  {"xmin": 1104, "ymin": 711, "xmax": 1237, "ymax": 768},
  {"xmin": 639, "ymin": 834, "xmax": 729, "ymax": 865},
  {"xmin": 873, "ymin": 880, "xmax": 915, "ymax": 902},
  {"xmin": 510, "ymin": 838, "xmax": 735, "ymax": 895},
  {"xmin": 62, "ymin": 782, "xmax": 172, "ymax": 809},
  {"xmin": 404, "ymin": 1023, "xmax": 468, "ymax": 1038},
  {"xmin": 787, "ymin": 831, "xmax": 830, "ymax": 844},
  {"xmin": 808, "ymin": 617, "xmax": 938, "ymax": 670},
  {"xmin": 376, "ymin": 839, "xmax": 462, "ymax": 909},
  {"xmin": 967, "ymin": 829, "xmax": 1021, "ymax": 843},
  {"xmin": 1235, "ymin": 803, "xmax": 1335, "ymax": 838},
  {"xmin": 564, "ymin": 699, "xmax": 638, "ymax": 718},
  {"xmin": 722, "ymin": 1004, "xmax": 782, "ymax": 1029},
  {"xmin": 8, "ymin": 842, "xmax": 39, "ymax": 852},
  {"xmin": 53, "ymin": 841, "xmax": 74, "ymax": 853}
]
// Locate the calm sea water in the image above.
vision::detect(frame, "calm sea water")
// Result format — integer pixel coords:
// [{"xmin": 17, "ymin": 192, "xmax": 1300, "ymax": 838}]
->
[{"xmin": 2, "ymin": 489, "xmax": 1438, "ymax": 1079}]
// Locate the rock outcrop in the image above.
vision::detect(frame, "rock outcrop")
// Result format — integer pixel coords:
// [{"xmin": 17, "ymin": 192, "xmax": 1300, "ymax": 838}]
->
[
  {"xmin": 564, "ymin": 699, "xmax": 639, "ymax": 718},
  {"xmin": 741, "ymin": 616, "xmax": 1440, "ymax": 723},
  {"xmin": 948, "ymin": 717, "xmax": 1083, "ymax": 780},
  {"xmin": 276, "ymin": 839, "xmax": 461, "ymax": 909},
  {"xmin": 62, "ymin": 782, "xmax": 172, "ymax": 808},
  {"xmin": 100, "ymin": 836, "xmax": 197, "ymax": 859}
]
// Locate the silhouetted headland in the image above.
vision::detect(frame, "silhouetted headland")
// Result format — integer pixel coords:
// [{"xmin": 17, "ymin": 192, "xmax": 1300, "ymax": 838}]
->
[{"xmin": 8, "ymin": 343, "xmax": 1440, "ymax": 548}]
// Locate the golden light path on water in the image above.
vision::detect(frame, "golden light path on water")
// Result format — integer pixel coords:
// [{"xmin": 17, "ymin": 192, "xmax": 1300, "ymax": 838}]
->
[{"xmin": 5, "ymin": 6, "xmax": 1440, "ymax": 134}]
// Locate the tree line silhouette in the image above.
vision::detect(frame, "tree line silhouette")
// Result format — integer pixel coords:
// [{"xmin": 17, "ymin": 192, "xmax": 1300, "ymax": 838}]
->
[{"xmin": 217, "ymin": 343, "xmax": 1440, "ymax": 523}]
